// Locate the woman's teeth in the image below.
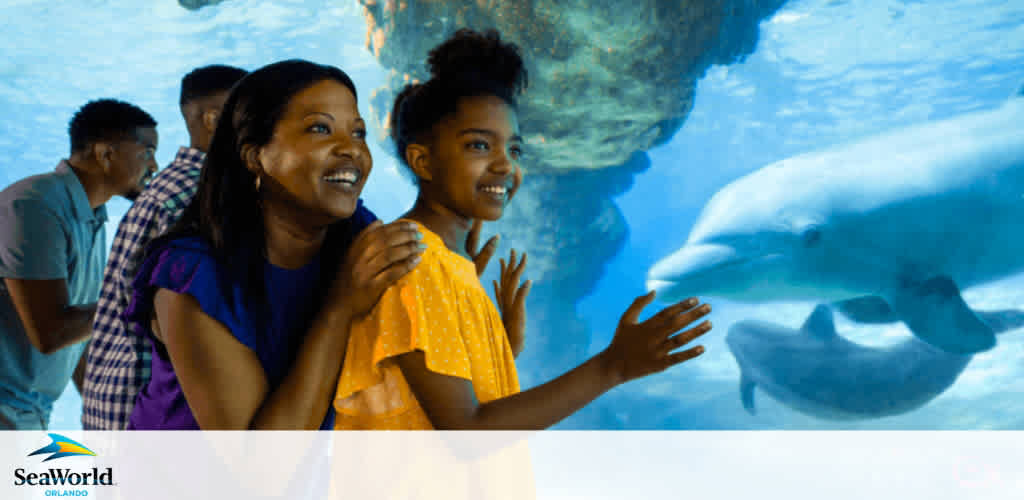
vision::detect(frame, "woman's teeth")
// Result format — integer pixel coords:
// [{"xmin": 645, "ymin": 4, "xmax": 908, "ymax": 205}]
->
[
  {"xmin": 481, "ymin": 185, "xmax": 506, "ymax": 195},
  {"xmin": 324, "ymin": 170, "xmax": 359, "ymax": 184}
]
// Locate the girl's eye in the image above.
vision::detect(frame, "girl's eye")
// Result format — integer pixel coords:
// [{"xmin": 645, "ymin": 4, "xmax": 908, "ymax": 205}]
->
[
  {"xmin": 353, "ymin": 128, "xmax": 367, "ymax": 140},
  {"xmin": 468, "ymin": 140, "xmax": 489, "ymax": 151},
  {"xmin": 308, "ymin": 123, "xmax": 331, "ymax": 134},
  {"xmin": 509, "ymin": 146, "xmax": 523, "ymax": 160}
]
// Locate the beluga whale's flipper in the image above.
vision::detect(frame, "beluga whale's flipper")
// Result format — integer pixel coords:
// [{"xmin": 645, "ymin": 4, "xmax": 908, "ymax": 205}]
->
[
  {"xmin": 834, "ymin": 296, "xmax": 898, "ymax": 324},
  {"xmin": 884, "ymin": 276, "xmax": 995, "ymax": 354}
]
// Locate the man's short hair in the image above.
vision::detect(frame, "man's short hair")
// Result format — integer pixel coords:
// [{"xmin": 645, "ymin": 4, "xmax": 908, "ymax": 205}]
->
[
  {"xmin": 179, "ymin": 65, "xmax": 249, "ymax": 106},
  {"xmin": 68, "ymin": 99, "xmax": 157, "ymax": 153}
]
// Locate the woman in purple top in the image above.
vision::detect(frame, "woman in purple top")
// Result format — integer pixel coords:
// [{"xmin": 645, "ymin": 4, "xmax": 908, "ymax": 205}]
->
[{"xmin": 122, "ymin": 60, "xmax": 429, "ymax": 429}]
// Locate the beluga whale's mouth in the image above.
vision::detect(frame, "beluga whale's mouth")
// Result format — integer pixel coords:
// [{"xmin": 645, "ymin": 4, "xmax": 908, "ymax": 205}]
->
[
  {"xmin": 646, "ymin": 242, "xmax": 786, "ymax": 302},
  {"xmin": 648, "ymin": 243, "xmax": 744, "ymax": 283}
]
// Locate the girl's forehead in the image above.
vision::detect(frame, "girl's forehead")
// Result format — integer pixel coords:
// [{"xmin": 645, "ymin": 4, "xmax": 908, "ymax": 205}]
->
[{"xmin": 447, "ymin": 95, "xmax": 520, "ymax": 134}]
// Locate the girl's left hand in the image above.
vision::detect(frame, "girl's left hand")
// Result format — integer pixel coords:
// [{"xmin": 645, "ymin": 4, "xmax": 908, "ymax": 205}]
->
[
  {"xmin": 493, "ymin": 249, "xmax": 531, "ymax": 358},
  {"xmin": 466, "ymin": 219, "xmax": 500, "ymax": 277}
]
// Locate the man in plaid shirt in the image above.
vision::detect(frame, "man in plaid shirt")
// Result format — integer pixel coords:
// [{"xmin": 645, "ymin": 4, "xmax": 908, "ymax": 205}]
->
[{"xmin": 81, "ymin": 65, "xmax": 248, "ymax": 429}]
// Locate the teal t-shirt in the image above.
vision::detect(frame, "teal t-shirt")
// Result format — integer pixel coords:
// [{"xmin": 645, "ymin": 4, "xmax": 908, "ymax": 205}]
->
[{"xmin": 0, "ymin": 161, "xmax": 107, "ymax": 421}]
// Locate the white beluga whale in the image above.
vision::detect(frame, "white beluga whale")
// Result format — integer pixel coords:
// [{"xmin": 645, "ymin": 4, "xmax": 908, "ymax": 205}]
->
[
  {"xmin": 727, "ymin": 305, "xmax": 1024, "ymax": 420},
  {"xmin": 646, "ymin": 93, "xmax": 1024, "ymax": 354}
]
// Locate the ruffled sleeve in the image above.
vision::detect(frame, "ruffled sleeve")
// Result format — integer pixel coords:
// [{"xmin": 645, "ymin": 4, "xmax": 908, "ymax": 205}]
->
[
  {"xmin": 122, "ymin": 237, "xmax": 249, "ymax": 351},
  {"xmin": 334, "ymin": 244, "xmax": 474, "ymax": 424}
]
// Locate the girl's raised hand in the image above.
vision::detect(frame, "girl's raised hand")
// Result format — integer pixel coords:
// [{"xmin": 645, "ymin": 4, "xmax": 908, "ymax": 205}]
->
[
  {"xmin": 493, "ymin": 249, "xmax": 531, "ymax": 357},
  {"xmin": 599, "ymin": 292, "xmax": 711, "ymax": 385}
]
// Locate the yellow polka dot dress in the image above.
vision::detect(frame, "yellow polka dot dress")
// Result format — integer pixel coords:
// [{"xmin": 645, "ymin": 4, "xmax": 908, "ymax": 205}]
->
[{"xmin": 334, "ymin": 221, "xmax": 520, "ymax": 429}]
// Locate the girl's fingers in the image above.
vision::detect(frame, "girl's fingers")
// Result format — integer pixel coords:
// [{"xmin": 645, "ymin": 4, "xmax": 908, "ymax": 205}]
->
[
  {"xmin": 620, "ymin": 291, "xmax": 656, "ymax": 325},
  {"xmin": 493, "ymin": 280, "xmax": 503, "ymax": 313},
  {"xmin": 661, "ymin": 345, "xmax": 705, "ymax": 370},
  {"xmin": 514, "ymin": 280, "xmax": 532, "ymax": 307},
  {"xmin": 660, "ymin": 320, "xmax": 712, "ymax": 355},
  {"xmin": 664, "ymin": 303, "xmax": 711, "ymax": 334},
  {"xmin": 644, "ymin": 297, "xmax": 700, "ymax": 329},
  {"xmin": 466, "ymin": 219, "xmax": 482, "ymax": 254}
]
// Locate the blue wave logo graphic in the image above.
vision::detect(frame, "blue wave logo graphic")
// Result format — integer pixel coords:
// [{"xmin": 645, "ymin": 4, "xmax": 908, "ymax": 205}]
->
[{"xmin": 28, "ymin": 434, "xmax": 97, "ymax": 462}]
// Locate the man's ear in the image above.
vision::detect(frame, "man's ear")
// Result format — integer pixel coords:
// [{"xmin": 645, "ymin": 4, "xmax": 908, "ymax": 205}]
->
[
  {"xmin": 92, "ymin": 142, "xmax": 116, "ymax": 173},
  {"xmin": 202, "ymin": 108, "xmax": 220, "ymax": 135},
  {"xmin": 240, "ymin": 144, "xmax": 262, "ymax": 176},
  {"xmin": 405, "ymin": 143, "xmax": 432, "ymax": 182}
]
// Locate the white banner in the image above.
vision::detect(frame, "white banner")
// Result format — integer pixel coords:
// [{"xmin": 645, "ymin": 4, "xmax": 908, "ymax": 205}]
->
[{"xmin": 1, "ymin": 431, "xmax": 1020, "ymax": 499}]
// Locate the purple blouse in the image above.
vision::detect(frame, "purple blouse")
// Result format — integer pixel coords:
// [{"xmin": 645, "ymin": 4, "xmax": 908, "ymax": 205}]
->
[{"xmin": 123, "ymin": 204, "xmax": 375, "ymax": 429}]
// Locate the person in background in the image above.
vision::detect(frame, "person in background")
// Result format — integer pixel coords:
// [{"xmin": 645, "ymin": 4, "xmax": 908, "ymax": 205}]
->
[
  {"xmin": 0, "ymin": 99, "xmax": 158, "ymax": 429},
  {"xmin": 81, "ymin": 65, "xmax": 248, "ymax": 430}
]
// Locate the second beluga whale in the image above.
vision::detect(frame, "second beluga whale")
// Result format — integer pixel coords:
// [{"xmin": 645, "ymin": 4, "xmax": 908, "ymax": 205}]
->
[
  {"xmin": 646, "ymin": 92, "xmax": 1024, "ymax": 354},
  {"xmin": 726, "ymin": 305, "xmax": 1024, "ymax": 420}
]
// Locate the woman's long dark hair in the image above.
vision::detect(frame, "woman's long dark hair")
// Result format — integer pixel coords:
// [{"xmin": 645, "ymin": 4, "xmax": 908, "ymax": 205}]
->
[{"xmin": 149, "ymin": 59, "xmax": 361, "ymax": 318}]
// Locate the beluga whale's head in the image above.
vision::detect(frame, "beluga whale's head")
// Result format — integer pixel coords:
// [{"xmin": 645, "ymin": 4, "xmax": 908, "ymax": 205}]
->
[{"xmin": 646, "ymin": 165, "xmax": 839, "ymax": 303}]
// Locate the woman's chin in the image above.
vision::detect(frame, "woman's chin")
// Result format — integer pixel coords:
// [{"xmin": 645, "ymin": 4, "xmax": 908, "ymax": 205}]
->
[{"xmin": 323, "ymin": 199, "xmax": 359, "ymax": 220}]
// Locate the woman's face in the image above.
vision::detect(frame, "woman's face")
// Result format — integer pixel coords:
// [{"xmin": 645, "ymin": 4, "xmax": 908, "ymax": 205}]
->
[
  {"xmin": 256, "ymin": 79, "xmax": 372, "ymax": 224},
  {"xmin": 425, "ymin": 94, "xmax": 523, "ymax": 221}
]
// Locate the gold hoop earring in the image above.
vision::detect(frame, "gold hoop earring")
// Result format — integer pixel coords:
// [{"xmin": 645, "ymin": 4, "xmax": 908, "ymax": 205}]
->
[{"xmin": 254, "ymin": 175, "xmax": 261, "ymax": 191}]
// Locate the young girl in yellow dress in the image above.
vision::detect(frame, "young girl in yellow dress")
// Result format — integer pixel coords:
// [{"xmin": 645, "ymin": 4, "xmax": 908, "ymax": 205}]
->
[{"xmin": 333, "ymin": 28, "xmax": 713, "ymax": 431}]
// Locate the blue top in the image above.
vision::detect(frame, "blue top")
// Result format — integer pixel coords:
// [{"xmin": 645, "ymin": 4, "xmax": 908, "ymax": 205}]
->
[
  {"xmin": 124, "ymin": 202, "xmax": 376, "ymax": 429},
  {"xmin": 0, "ymin": 161, "xmax": 107, "ymax": 419}
]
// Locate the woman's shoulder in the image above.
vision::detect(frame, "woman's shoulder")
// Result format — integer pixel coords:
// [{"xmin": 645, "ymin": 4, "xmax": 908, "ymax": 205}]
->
[
  {"xmin": 154, "ymin": 234, "xmax": 215, "ymax": 256},
  {"xmin": 133, "ymin": 234, "xmax": 224, "ymax": 293},
  {"xmin": 124, "ymin": 235, "xmax": 238, "ymax": 338}
]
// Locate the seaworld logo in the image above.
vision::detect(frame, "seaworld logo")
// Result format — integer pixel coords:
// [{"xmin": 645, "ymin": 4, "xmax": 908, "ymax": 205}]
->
[
  {"xmin": 28, "ymin": 434, "xmax": 97, "ymax": 462},
  {"xmin": 13, "ymin": 434, "xmax": 115, "ymax": 493}
]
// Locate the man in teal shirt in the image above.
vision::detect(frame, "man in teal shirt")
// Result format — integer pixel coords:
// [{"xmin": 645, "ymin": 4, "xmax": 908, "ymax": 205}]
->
[{"xmin": 0, "ymin": 99, "xmax": 158, "ymax": 429}]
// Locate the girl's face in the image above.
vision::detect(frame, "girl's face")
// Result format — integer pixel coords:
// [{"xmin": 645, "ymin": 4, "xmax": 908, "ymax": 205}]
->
[
  {"xmin": 255, "ymin": 79, "xmax": 372, "ymax": 224},
  {"xmin": 424, "ymin": 94, "xmax": 523, "ymax": 221}
]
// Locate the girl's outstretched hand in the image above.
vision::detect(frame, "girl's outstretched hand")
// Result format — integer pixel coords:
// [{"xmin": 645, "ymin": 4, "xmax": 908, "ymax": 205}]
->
[
  {"xmin": 331, "ymin": 220, "xmax": 425, "ymax": 317},
  {"xmin": 600, "ymin": 292, "xmax": 711, "ymax": 385},
  {"xmin": 466, "ymin": 219, "xmax": 500, "ymax": 277},
  {"xmin": 493, "ymin": 249, "xmax": 531, "ymax": 358}
]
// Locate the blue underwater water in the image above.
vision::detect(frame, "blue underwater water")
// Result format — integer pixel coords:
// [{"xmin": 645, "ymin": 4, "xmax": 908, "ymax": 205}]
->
[{"xmin": 1, "ymin": 0, "xmax": 1022, "ymax": 430}]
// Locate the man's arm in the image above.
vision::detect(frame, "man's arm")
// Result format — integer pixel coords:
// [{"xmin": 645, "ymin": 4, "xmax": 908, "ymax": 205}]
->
[
  {"xmin": 0, "ymin": 196, "xmax": 93, "ymax": 355},
  {"xmin": 4, "ymin": 277, "xmax": 96, "ymax": 354},
  {"xmin": 72, "ymin": 343, "xmax": 88, "ymax": 393}
]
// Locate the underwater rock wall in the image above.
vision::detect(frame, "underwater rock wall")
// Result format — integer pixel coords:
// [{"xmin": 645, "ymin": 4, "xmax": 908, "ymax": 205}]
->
[
  {"xmin": 359, "ymin": 0, "xmax": 788, "ymax": 387},
  {"xmin": 360, "ymin": 0, "xmax": 787, "ymax": 172}
]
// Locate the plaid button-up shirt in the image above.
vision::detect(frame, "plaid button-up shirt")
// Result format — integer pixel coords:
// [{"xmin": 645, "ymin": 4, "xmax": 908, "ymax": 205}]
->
[{"xmin": 81, "ymin": 147, "xmax": 204, "ymax": 429}]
